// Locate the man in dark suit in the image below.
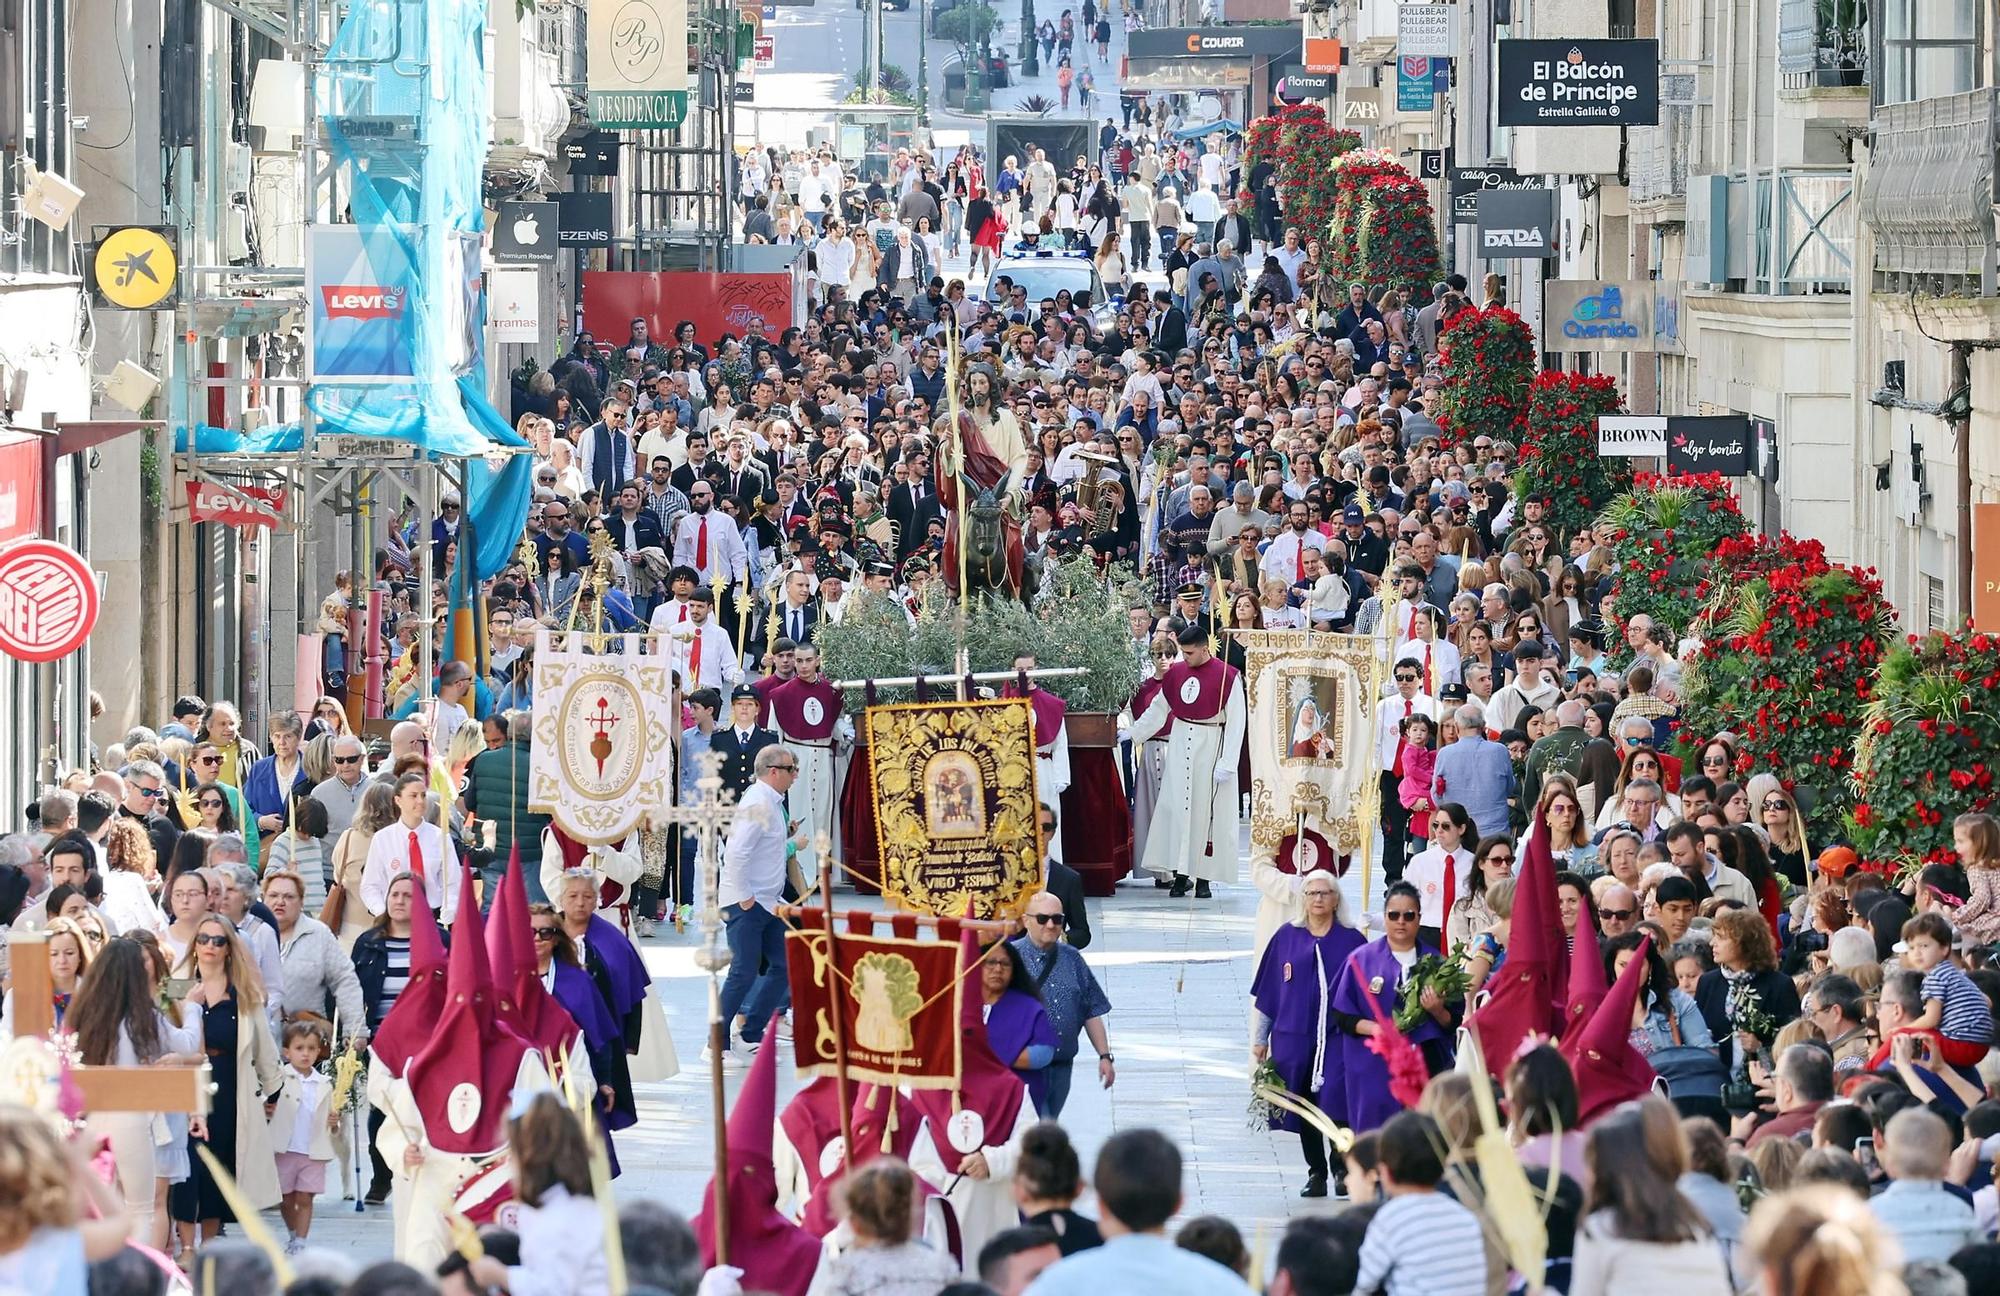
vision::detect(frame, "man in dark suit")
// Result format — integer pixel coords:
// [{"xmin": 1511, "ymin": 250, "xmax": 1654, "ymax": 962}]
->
[
  {"xmin": 709, "ymin": 685, "xmax": 780, "ymax": 798},
  {"xmin": 1036, "ymin": 802, "xmax": 1092, "ymax": 950},
  {"xmin": 886, "ymin": 454, "xmax": 941, "ymax": 561},
  {"xmin": 1151, "ymin": 290, "xmax": 1188, "ymax": 354},
  {"xmin": 768, "ymin": 569, "xmax": 822, "ymax": 653}
]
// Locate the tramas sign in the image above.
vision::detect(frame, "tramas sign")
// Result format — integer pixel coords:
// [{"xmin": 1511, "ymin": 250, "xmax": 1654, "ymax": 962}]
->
[{"xmin": 1497, "ymin": 39, "xmax": 1660, "ymax": 127}]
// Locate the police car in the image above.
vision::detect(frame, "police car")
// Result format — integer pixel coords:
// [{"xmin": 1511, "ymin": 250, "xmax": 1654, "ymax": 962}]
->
[{"xmin": 985, "ymin": 245, "xmax": 1120, "ymax": 331}]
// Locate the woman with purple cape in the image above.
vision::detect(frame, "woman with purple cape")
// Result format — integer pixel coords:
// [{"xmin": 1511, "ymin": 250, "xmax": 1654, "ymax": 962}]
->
[
  {"xmin": 531, "ymin": 903, "xmax": 635, "ymax": 1173},
  {"xmin": 1250, "ymin": 869, "xmax": 1366, "ymax": 1198},
  {"xmin": 1329, "ymin": 879, "xmax": 1462, "ymax": 1133},
  {"xmin": 980, "ymin": 939, "xmax": 1060, "ymax": 1115}
]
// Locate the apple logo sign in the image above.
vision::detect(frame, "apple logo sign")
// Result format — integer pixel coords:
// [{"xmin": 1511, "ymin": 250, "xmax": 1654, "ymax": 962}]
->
[{"xmin": 513, "ymin": 212, "xmax": 541, "ymax": 245}]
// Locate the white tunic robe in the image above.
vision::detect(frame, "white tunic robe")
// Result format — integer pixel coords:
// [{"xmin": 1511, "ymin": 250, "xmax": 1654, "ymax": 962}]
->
[
  {"xmin": 907, "ymin": 1097, "xmax": 1038, "ymax": 1277},
  {"xmin": 769, "ymin": 676, "xmax": 850, "ymax": 879},
  {"xmin": 1128, "ymin": 669, "xmax": 1247, "ymax": 884}
]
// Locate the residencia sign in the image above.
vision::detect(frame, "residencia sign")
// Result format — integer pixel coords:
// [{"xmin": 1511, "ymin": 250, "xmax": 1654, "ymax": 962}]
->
[{"xmin": 1497, "ymin": 39, "xmax": 1660, "ymax": 127}]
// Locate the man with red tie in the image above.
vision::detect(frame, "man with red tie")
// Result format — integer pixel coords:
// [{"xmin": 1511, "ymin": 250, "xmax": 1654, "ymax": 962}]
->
[
  {"xmin": 1375, "ymin": 656, "xmax": 1439, "ymax": 884},
  {"xmin": 672, "ymin": 480, "xmax": 749, "ymax": 589},
  {"xmin": 1257, "ymin": 501, "xmax": 1326, "ymax": 590},
  {"xmin": 1127, "ymin": 622, "xmax": 1247, "ymax": 899},
  {"xmin": 672, "ymin": 586, "xmax": 743, "ymax": 693},
  {"xmin": 646, "ymin": 565, "xmax": 701, "ymax": 633}
]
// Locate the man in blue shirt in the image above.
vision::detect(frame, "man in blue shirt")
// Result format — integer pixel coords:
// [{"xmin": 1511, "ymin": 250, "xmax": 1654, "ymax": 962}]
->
[
  {"xmin": 1010, "ymin": 889, "xmax": 1112, "ymax": 1118},
  {"xmin": 1027, "ymin": 1129, "xmax": 1252, "ymax": 1295},
  {"xmin": 1430, "ymin": 702, "xmax": 1515, "ymax": 839}
]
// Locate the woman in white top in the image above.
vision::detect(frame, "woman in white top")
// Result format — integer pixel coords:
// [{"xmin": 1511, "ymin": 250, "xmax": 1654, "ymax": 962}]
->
[
  {"xmin": 913, "ymin": 215, "xmax": 944, "ymax": 274},
  {"xmin": 1258, "ymin": 577, "xmax": 1304, "ymax": 630},
  {"xmin": 1093, "ymin": 231, "xmax": 1127, "ymax": 295},
  {"xmin": 1052, "ymin": 180, "xmax": 1080, "ymax": 244},
  {"xmin": 847, "ymin": 233, "xmax": 880, "ymax": 301},
  {"xmin": 1568, "ymin": 1098, "xmax": 1729, "ymax": 1296},
  {"xmin": 360, "ymin": 772, "xmax": 460, "ymax": 923}
]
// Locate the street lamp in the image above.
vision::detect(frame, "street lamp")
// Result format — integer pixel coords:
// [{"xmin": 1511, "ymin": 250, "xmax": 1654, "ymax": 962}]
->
[{"xmin": 1020, "ymin": 0, "xmax": 1039, "ymax": 77}]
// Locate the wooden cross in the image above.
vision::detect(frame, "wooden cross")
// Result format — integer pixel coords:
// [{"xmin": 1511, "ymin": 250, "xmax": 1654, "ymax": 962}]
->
[{"xmin": 4, "ymin": 931, "xmax": 211, "ymax": 1116}]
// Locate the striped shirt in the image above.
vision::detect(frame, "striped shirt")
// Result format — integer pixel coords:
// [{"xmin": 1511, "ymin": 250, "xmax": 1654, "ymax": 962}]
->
[
  {"xmin": 374, "ymin": 936, "xmax": 411, "ymax": 1025},
  {"xmin": 1921, "ymin": 962, "xmax": 1994, "ymax": 1044},
  {"xmin": 1355, "ymin": 1191, "xmax": 1487, "ymax": 1296}
]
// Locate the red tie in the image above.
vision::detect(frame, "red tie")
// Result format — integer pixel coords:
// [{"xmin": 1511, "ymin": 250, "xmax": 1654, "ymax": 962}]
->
[
  {"xmin": 1391, "ymin": 699, "xmax": 1412, "ymax": 777},
  {"xmin": 695, "ymin": 517, "xmax": 709, "ymax": 571},
  {"xmin": 678, "ymin": 603, "xmax": 689, "ymax": 622},
  {"xmin": 1404, "ymin": 606, "xmax": 1415, "ymax": 639},
  {"xmin": 692, "ymin": 629, "xmax": 703, "ymax": 684},
  {"xmin": 1293, "ymin": 536, "xmax": 1304, "ymax": 583},
  {"xmin": 407, "ymin": 829, "xmax": 423, "ymax": 893},
  {"xmin": 1439, "ymin": 851, "xmax": 1457, "ymax": 928}
]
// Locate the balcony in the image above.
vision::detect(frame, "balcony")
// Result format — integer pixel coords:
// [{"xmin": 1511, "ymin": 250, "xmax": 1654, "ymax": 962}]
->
[
  {"xmin": 1755, "ymin": 169, "xmax": 1853, "ymax": 293},
  {"xmin": 1778, "ymin": 0, "xmax": 1867, "ymax": 92},
  {"xmin": 1630, "ymin": 104, "xmax": 1692, "ymax": 209},
  {"xmin": 1860, "ymin": 89, "xmax": 1997, "ymax": 292}
]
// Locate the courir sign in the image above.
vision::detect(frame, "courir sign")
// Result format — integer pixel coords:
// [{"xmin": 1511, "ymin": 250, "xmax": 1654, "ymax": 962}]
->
[
  {"xmin": 1545, "ymin": 280, "xmax": 1657, "ymax": 352},
  {"xmin": 1497, "ymin": 39, "xmax": 1660, "ymax": 127}
]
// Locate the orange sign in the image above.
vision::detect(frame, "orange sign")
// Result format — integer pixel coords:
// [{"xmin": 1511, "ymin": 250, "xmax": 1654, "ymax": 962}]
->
[
  {"xmin": 1304, "ymin": 37, "xmax": 1343, "ymax": 73},
  {"xmin": 1975, "ymin": 502, "xmax": 2000, "ymax": 632}
]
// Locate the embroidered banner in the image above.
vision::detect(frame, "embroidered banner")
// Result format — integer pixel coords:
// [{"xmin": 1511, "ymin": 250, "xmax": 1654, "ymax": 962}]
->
[
  {"xmin": 1231, "ymin": 629, "xmax": 1382, "ymax": 856},
  {"xmin": 528, "ymin": 628, "xmax": 677, "ymax": 845},
  {"xmin": 785, "ymin": 927, "xmax": 965, "ymax": 1088},
  {"xmin": 865, "ymin": 698, "xmax": 1041, "ymax": 920}
]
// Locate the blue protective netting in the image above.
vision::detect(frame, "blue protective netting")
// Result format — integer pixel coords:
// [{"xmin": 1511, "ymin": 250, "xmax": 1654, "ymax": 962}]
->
[{"xmin": 178, "ymin": 0, "xmax": 531, "ymax": 581}]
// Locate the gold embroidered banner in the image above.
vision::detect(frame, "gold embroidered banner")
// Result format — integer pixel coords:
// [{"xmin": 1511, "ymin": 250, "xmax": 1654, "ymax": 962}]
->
[
  {"xmin": 865, "ymin": 698, "xmax": 1041, "ymax": 920},
  {"xmin": 1231, "ymin": 629, "xmax": 1383, "ymax": 856},
  {"xmin": 784, "ymin": 928, "xmax": 965, "ymax": 1088},
  {"xmin": 528, "ymin": 628, "xmax": 678, "ymax": 845}
]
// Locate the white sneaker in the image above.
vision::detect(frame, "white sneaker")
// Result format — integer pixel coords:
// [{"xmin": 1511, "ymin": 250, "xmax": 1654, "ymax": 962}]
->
[{"xmin": 774, "ymin": 1014, "xmax": 793, "ymax": 1042}]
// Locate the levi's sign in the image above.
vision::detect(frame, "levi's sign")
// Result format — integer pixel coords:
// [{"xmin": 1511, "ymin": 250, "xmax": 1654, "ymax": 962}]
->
[{"xmin": 1497, "ymin": 39, "xmax": 1660, "ymax": 127}]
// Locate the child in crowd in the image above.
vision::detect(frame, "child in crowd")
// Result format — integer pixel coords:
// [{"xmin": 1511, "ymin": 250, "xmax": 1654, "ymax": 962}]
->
[
  {"xmin": 270, "ymin": 1019, "xmax": 338, "ymax": 1254},
  {"xmin": 1900, "ymin": 911, "xmax": 1996, "ymax": 1068},
  {"xmin": 265, "ymin": 793, "xmax": 331, "ymax": 914},
  {"xmin": 1343, "ymin": 1129, "xmax": 1382, "ymax": 1204},
  {"xmin": 1949, "ymin": 812, "xmax": 2000, "ymax": 947},
  {"xmin": 469, "ymin": 1092, "xmax": 607, "ymax": 1296},
  {"xmin": 1354, "ymin": 1112, "xmax": 1487, "ymax": 1296}
]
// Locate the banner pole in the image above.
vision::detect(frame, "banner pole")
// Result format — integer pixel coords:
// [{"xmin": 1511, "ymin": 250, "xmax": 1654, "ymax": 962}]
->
[{"xmin": 818, "ymin": 849, "xmax": 857, "ymax": 1183}]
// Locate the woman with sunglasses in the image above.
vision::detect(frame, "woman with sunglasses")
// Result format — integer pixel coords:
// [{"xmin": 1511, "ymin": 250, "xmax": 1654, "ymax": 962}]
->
[
  {"xmin": 1745, "ymin": 774, "xmax": 1809, "ymax": 886},
  {"xmin": 303, "ymin": 696, "xmax": 352, "ymax": 742},
  {"xmin": 1540, "ymin": 781, "xmax": 1598, "ymax": 874},
  {"xmin": 527, "ymin": 903, "xmax": 633, "ymax": 1161},
  {"xmin": 1250, "ymin": 869, "xmax": 1365, "ymax": 1197},
  {"xmin": 1404, "ymin": 798, "xmax": 1470, "ymax": 950},
  {"xmin": 1330, "ymin": 879, "xmax": 1460, "ymax": 1132},
  {"xmin": 1448, "ymin": 834, "xmax": 1518, "ymax": 951},
  {"xmin": 172, "ymin": 914, "xmax": 282, "ymax": 1244}
]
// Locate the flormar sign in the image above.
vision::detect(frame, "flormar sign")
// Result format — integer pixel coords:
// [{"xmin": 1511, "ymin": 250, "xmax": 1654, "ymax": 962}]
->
[{"xmin": 1497, "ymin": 39, "xmax": 1660, "ymax": 128}]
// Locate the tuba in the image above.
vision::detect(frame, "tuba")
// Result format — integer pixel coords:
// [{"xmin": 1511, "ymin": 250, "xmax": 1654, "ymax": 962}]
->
[{"xmin": 1070, "ymin": 448, "xmax": 1120, "ymax": 536}]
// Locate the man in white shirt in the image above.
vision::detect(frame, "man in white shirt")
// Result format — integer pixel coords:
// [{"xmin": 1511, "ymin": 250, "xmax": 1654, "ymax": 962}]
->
[
  {"xmin": 673, "ymin": 586, "xmax": 742, "ymax": 692},
  {"xmin": 431, "ymin": 662, "xmax": 474, "ymax": 751},
  {"xmin": 1376, "ymin": 657, "xmax": 1439, "ymax": 883},
  {"xmin": 360, "ymin": 772, "xmax": 462, "ymax": 921},
  {"xmin": 715, "ymin": 745, "xmax": 803, "ymax": 1060},
  {"xmin": 1258, "ymin": 501, "xmax": 1326, "ymax": 589},
  {"xmin": 672, "ymin": 482, "xmax": 749, "ymax": 588}
]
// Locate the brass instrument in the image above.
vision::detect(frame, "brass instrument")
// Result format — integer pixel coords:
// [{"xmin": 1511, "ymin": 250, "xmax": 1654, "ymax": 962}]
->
[{"xmin": 1070, "ymin": 448, "xmax": 1120, "ymax": 535}]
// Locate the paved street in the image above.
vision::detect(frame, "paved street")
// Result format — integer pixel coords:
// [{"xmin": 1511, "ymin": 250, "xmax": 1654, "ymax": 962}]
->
[{"xmin": 303, "ymin": 833, "xmax": 1386, "ymax": 1262}]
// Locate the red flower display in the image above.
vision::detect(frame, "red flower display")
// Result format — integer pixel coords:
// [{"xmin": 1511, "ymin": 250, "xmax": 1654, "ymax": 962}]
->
[
  {"xmin": 1848, "ymin": 630, "xmax": 2000, "ymax": 874},
  {"xmin": 1323, "ymin": 153, "xmax": 1440, "ymax": 291},
  {"xmin": 1676, "ymin": 533, "xmax": 1897, "ymax": 818},
  {"xmin": 1514, "ymin": 371, "xmax": 1630, "ymax": 542},
  {"xmin": 1432, "ymin": 307, "xmax": 1538, "ymax": 451},
  {"xmin": 1243, "ymin": 104, "xmax": 1361, "ymax": 245},
  {"xmin": 1601, "ymin": 473, "xmax": 1751, "ymax": 639}
]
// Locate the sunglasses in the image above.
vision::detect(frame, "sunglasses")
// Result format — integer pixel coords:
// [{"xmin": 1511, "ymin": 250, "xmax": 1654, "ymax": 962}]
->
[
  {"xmin": 199, "ymin": 798, "xmax": 225, "ymax": 809},
  {"xmin": 1027, "ymin": 913, "xmax": 1064, "ymax": 926},
  {"xmin": 1395, "ymin": 674, "xmax": 1419, "ymax": 683},
  {"xmin": 195, "ymin": 933, "xmax": 231, "ymax": 948},
  {"xmin": 1485, "ymin": 853, "xmax": 1515, "ymax": 865},
  {"xmin": 1763, "ymin": 800, "xmax": 1791, "ymax": 811},
  {"xmin": 1599, "ymin": 908, "xmax": 1635, "ymax": 921},
  {"xmin": 533, "ymin": 928, "xmax": 560, "ymax": 941},
  {"xmin": 770, "ymin": 763, "xmax": 798, "ymax": 772},
  {"xmin": 1384, "ymin": 909, "xmax": 1420, "ymax": 922},
  {"xmin": 333, "ymin": 754, "xmax": 362, "ymax": 765},
  {"xmin": 136, "ymin": 786, "xmax": 164, "ymax": 799},
  {"xmin": 196, "ymin": 755, "xmax": 222, "ymax": 766}
]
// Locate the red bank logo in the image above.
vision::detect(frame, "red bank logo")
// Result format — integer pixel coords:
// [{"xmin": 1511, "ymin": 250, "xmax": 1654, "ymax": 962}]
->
[{"xmin": 322, "ymin": 284, "xmax": 407, "ymax": 320}]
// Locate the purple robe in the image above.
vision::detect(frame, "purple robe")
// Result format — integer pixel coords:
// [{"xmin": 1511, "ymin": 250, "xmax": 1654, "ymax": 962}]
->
[
  {"xmin": 1329, "ymin": 936, "xmax": 1455, "ymax": 1133},
  {"xmin": 584, "ymin": 913, "xmax": 650, "ymax": 1052},
  {"xmin": 1250, "ymin": 921, "xmax": 1366, "ymax": 1132},
  {"xmin": 551, "ymin": 957, "xmax": 636, "ymax": 1180},
  {"xmin": 985, "ymin": 989, "xmax": 1060, "ymax": 1115}
]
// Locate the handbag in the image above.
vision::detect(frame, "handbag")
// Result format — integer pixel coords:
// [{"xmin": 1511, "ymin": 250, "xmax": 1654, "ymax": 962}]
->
[{"xmin": 319, "ymin": 881, "xmax": 347, "ymax": 932}]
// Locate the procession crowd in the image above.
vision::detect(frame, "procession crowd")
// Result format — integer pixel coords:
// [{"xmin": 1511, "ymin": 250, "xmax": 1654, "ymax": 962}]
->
[{"xmin": 8, "ymin": 78, "xmax": 2000, "ymax": 1296}]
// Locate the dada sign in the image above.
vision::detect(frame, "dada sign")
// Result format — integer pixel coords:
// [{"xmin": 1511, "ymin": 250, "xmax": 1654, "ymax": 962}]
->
[{"xmin": 1497, "ymin": 39, "xmax": 1660, "ymax": 128}]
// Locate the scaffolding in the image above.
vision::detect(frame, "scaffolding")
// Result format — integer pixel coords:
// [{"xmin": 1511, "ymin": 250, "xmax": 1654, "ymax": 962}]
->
[{"xmin": 172, "ymin": 0, "xmax": 743, "ymax": 732}]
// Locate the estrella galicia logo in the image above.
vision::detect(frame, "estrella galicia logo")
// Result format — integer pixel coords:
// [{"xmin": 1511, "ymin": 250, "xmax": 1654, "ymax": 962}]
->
[{"xmin": 1563, "ymin": 285, "xmax": 1640, "ymax": 340}]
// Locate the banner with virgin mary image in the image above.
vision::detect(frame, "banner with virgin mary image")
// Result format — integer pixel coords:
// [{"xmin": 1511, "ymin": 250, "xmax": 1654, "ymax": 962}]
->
[
  {"xmin": 865, "ymin": 698, "xmax": 1041, "ymax": 920},
  {"xmin": 1228, "ymin": 629, "xmax": 1383, "ymax": 858}
]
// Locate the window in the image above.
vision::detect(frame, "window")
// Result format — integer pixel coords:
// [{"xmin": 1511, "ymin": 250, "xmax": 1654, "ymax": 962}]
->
[
  {"xmin": 0, "ymin": 0, "xmax": 71, "ymax": 277},
  {"xmin": 1877, "ymin": 0, "xmax": 1980, "ymax": 105}
]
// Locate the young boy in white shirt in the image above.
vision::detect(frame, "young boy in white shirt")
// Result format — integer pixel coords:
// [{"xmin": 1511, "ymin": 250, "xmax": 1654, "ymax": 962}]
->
[{"xmin": 270, "ymin": 1020, "xmax": 340, "ymax": 1254}]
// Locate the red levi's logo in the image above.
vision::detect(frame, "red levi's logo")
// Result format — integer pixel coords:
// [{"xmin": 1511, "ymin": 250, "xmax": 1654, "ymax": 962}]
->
[{"xmin": 322, "ymin": 285, "xmax": 407, "ymax": 319}]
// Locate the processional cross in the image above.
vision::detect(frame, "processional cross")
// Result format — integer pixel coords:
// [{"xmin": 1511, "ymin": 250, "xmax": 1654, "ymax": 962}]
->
[{"xmin": 3, "ymin": 930, "xmax": 212, "ymax": 1117}]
